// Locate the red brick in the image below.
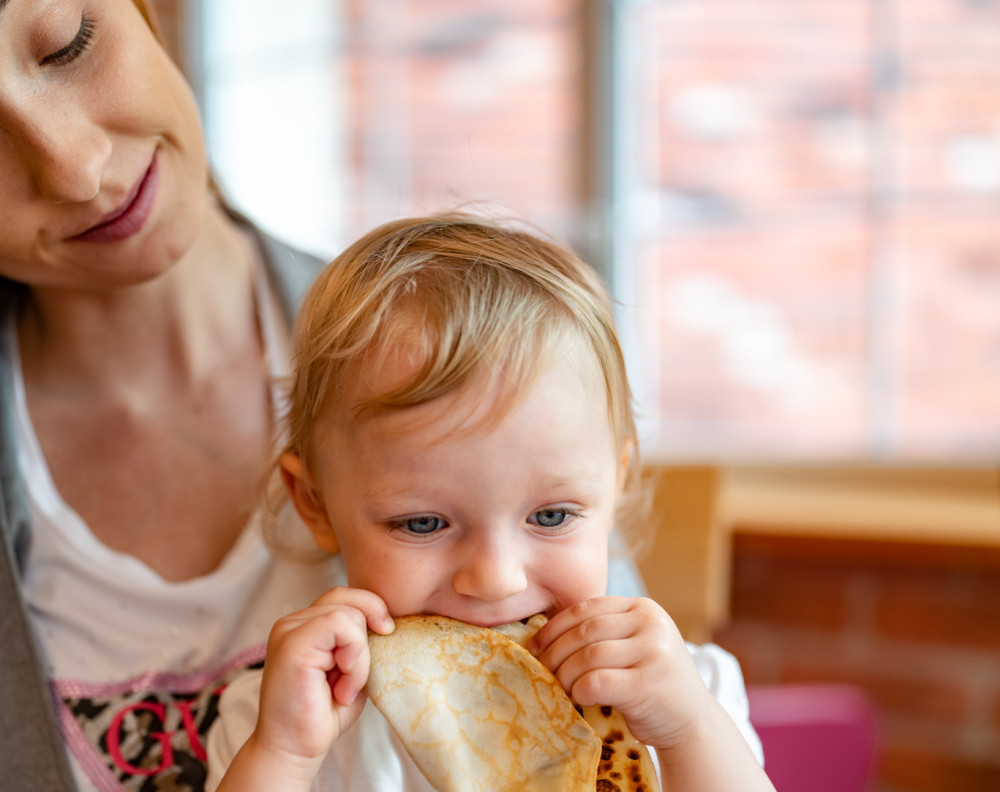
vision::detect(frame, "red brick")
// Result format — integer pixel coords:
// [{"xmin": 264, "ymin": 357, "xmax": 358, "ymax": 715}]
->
[
  {"xmin": 874, "ymin": 568, "xmax": 1000, "ymax": 650},
  {"xmin": 879, "ymin": 745, "xmax": 1000, "ymax": 792},
  {"xmin": 781, "ymin": 664, "xmax": 969, "ymax": 725},
  {"xmin": 729, "ymin": 555, "xmax": 854, "ymax": 630},
  {"xmin": 718, "ymin": 621, "xmax": 972, "ymax": 725},
  {"xmin": 727, "ymin": 536, "xmax": 873, "ymax": 630},
  {"xmin": 722, "ymin": 534, "xmax": 1000, "ymax": 792},
  {"xmin": 712, "ymin": 622, "xmax": 795, "ymax": 685}
]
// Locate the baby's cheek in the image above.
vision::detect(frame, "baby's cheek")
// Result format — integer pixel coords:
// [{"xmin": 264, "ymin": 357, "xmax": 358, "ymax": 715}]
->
[{"xmin": 548, "ymin": 552, "xmax": 608, "ymax": 605}]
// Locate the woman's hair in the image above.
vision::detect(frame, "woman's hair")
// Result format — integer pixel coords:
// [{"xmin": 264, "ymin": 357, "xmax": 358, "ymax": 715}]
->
[
  {"xmin": 127, "ymin": 0, "xmax": 231, "ymax": 218},
  {"xmin": 280, "ymin": 213, "xmax": 649, "ymax": 552},
  {"xmin": 130, "ymin": 0, "xmax": 165, "ymax": 40}
]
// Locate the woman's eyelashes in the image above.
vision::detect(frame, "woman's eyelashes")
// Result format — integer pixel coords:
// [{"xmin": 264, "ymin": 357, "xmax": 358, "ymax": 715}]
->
[{"xmin": 40, "ymin": 15, "xmax": 96, "ymax": 67}]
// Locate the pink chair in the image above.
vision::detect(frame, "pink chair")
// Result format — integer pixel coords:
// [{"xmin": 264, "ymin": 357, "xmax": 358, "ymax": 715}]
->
[{"xmin": 748, "ymin": 684, "xmax": 880, "ymax": 792}]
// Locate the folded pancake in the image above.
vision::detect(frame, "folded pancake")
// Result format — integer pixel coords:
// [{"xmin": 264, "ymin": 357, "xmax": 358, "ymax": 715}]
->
[
  {"xmin": 367, "ymin": 614, "xmax": 660, "ymax": 792},
  {"xmin": 497, "ymin": 616, "xmax": 660, "ymax": 792}
]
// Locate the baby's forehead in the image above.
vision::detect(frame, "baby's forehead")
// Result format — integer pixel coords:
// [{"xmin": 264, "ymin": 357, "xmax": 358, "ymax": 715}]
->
[
  {"xmin": 338, "ymin": 328, "xmax": 607, "ymax": 431},
  {"xmin": 348, "ymin": 347, "xmax": 608, "ymax": 444}
]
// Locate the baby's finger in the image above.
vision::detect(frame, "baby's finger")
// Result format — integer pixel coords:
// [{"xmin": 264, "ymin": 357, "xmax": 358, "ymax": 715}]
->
[
  {"xmin": 531, "ymin": 600, "xmax": 641, "ymax": 672},
  {"xmin": 563, "ymin": 634, "xmax": 682, "ymax": 712},
  {"xmin": 530, "ymin": 597, "xmax": 631, "ymax": 652},
  {"xmin": 329, "ymin": 641, "xmax": 371, "ymax": 706},
  {"xmin": 310, "ymin": 586, "xmax": 395, "ymax": 635}
]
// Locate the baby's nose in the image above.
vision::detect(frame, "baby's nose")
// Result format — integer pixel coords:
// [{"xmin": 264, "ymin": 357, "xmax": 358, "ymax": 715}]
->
[{"xmin": 451, "ymin": 535, "xmax": 528, "ymax": 602}]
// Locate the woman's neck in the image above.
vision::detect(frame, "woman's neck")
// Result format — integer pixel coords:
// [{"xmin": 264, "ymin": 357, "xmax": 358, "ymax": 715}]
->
[{"xmin": 17, "ymin": 202, "xmax": 258, "ymax": 398}]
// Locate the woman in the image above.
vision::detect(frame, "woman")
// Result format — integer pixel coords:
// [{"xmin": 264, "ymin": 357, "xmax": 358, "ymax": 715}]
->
[
  {"xmin": 0, "ymin": 0, "xmax": 328, "ymax": 788},
  {"xmin": 0, "ymin": 1, "xmax": 647, "ymax": 790}
]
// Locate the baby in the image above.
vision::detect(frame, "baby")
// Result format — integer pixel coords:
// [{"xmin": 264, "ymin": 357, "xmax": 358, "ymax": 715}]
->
[{"xmin": 208, "ymin": 214, "xmax": 773, "ymax": 791}]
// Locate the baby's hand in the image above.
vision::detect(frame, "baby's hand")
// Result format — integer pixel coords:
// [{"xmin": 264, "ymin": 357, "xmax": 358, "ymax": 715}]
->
[
  {"xmin": 249, "ymin": 588, "xmax": 394, "ymax": 777},
  {"xmin": 529, "ymin": 596, "xmax": 711, "ymax": 751},
  {"xmin": 531, "ymin": 597, "xmax": 774, "ymax": 792}
]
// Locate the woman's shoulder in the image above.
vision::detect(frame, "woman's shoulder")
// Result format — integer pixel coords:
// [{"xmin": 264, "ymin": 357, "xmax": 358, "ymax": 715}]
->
[{"xmin": 225, "ymin": 207, "xmax": 325, "ymax": 314}]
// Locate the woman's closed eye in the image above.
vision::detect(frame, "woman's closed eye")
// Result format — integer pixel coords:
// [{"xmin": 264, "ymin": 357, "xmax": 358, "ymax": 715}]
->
[{"xmin": 40, "ymin": 15, "xmax": 96, "ymax": 67}]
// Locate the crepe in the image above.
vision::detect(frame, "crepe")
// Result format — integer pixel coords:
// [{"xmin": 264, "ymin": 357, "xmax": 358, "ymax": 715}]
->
[
  {"xmin": 496, "ymin": 616, "xmax": 660, "ymax": 792},
  {"xmin": 366, "ymin": 614, "xmax": 660, "ymax": 792}
]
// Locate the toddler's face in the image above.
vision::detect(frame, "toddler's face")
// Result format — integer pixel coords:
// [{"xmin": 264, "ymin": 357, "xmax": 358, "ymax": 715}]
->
[{"xmin": 298, "ymin": 339, "xmax": 625, "ymax": 626}]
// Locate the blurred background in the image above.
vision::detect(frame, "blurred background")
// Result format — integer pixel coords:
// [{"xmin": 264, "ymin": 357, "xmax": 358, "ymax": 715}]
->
[{"xmin": 153, "ymin": 2, "xmax": 998, "ymax": 790}]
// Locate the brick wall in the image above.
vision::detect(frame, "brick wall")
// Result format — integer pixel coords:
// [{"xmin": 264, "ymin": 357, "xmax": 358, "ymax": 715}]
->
[{"xmin": 714, "ymin": 534, "xmax": 1000, "ymax": 792}]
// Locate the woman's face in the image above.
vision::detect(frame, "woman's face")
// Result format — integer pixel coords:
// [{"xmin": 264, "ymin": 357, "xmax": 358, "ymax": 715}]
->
[{"xmin": 0, "ymin": 0, "xmax": 210, "ymax": 291}]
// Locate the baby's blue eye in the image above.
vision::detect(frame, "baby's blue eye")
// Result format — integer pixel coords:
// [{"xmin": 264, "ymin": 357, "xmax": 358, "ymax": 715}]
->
[
  {"xmin": 532, "ymin": 509, "xmax": 568, "ymax": 528},
  {"xmin": 403, "ymin": 515, "xmax": 445, "ymax": 534}
]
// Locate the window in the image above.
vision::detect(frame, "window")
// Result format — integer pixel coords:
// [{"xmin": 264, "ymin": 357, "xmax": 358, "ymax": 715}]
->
[
  {"xmin": 195, "ymin": 0, "xmax": 347, "ymax": 255},
  {"xmin": 606, "ymin": 0, "xmax": 1000, "ymax": 461},
  {"xmin": 192, "ymin": 0, "xmax": 1000, "ymax": 462},
  {"xmin": 194, "ymin": 0, "xmax": 582, "ymax": 256}
]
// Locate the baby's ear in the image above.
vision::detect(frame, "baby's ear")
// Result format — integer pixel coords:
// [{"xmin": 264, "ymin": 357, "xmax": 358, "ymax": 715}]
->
[{"xmin": 279, "ymin": 452, "xmax": 341, "ymax": 554}]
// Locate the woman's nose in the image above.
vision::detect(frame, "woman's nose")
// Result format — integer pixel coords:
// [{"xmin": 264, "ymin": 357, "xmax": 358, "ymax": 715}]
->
[
  {"xmin": 452, "ymin": 534, "xmax": 528, "ymax": 602},
  {"xmin": 10, "ymin": 103, "xmax": 111, "ymax": 204}
]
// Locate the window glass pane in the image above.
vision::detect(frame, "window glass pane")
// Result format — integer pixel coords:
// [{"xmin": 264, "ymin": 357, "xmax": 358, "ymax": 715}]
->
[
  {"xmin": 343, "ymin": 0, "xmax": 583, "ymax": 240},
  {"xmin": 889, "ymin": 1, "xmax": 1000, "ymax": 457},
  {"xmin": 192, "ymin": 0, "xmax": 1000, "ymax": 462},
  {"xmin": 198, "ymin": 0, "xmax": 347, "ymax": 255},
  {"xmin": 616, "ymin": 0, "xmax": 1000, "ymax": 462},
  {"xmin": 197, "ymin": 0, "xmax": 582, "ymax": 255},
  {"xmin": 618, "ymin": 0, "xmax": 871, "ymax": 460}
]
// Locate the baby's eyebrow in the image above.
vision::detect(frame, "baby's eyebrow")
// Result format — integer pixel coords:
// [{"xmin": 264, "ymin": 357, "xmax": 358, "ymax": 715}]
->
[{"xmin": 362, "ymin": 483, "xmax": 431, "ymax": 507}]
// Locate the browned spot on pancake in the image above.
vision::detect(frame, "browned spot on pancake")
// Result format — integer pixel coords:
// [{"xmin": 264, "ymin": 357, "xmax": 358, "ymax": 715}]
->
[
  {"xmin": 601, "ymin": 745, "xmax": 616, "ymax": 761},
  {"xmin": 596, "ymin": 780, "xmax": 621, "ymax": 792},
  {"xmin": 627, "ymin": 749, "xmax": 641, "ymax": 761},
  {"xmin": 605, "ymin": 729, "xmax": 624, "ymax": 743},
  {"xmin": 601, "ymin": 705, "xmax": 613, "ymax": 717}
]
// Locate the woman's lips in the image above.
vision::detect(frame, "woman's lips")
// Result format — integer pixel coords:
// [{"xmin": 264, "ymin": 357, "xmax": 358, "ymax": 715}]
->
[{"xmin": 72, "ymin": 153, "xmax": 159, "ymax": 243}]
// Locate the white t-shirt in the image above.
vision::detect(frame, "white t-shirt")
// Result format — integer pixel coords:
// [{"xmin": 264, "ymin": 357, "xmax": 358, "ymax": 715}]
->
[
  {"xmin": 16, "ymin": 261, "xmax": 342, "ymax": 792},
  {"xmin": 205, "ymin": 642, "xmax": 763, "ymax": 792}
]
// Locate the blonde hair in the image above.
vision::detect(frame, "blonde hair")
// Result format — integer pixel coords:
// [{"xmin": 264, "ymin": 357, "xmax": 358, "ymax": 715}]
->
[
  {"xmin": 130, "ymin": 0, "xmax": 164, "ymax": 40},
  {"xmin": 281, "ymin": 213, "xmax": 648, "ymax": 551}
]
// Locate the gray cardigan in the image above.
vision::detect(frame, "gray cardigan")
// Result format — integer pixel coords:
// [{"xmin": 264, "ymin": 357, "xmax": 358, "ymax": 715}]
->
[{"xmin": 0, "ymin": 216, "xmax": 322, "ymax": 791}]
